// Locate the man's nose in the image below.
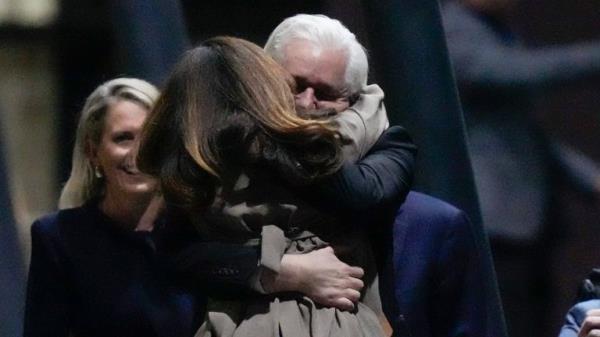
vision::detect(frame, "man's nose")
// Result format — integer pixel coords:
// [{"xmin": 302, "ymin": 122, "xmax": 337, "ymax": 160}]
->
[{"xmin": 295, "ymin": 87, "xmax": 317, "ymax": 110}]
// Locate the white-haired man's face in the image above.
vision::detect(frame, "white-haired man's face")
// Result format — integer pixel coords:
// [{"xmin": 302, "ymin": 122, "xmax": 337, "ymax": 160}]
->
[{"xmin": 281, "ymin": 39, "xmax": 352, "ymax": 114}]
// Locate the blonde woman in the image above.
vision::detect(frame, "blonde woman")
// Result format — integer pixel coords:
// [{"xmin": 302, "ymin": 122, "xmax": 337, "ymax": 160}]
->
[{"xmin": 23, "ymin": 78, "xmax": 196, "ymax": 337}]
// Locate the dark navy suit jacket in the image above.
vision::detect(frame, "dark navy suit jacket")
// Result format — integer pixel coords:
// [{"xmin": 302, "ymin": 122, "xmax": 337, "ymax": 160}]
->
[
  {"xmin": 23, "ymin": 203, "xmax": 204, "ymax": 337},
  {"xmin": 384, "ymin": 192, "xmax": 487, "ymax": 337}
]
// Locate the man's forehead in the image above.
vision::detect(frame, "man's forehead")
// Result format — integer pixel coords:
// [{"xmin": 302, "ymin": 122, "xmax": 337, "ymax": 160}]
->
[
  {"xmin": 283, "ymin": 39, "xmax": 323, "ymax": 58},
  {"xmin": 281, "ymin": 39, "xmax": 348, "ymax": 90}
]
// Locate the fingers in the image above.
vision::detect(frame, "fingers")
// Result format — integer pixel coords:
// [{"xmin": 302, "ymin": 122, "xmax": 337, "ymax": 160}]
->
[
  {"xmin": 580, "ymin": 315, "xmax": 600, "ymax": 337},
  {"xmin": 343, "ymin": 288, "xmax": 361, "ymax": 303},
  {"xmin": 295, "ymin": 246, "xmax": 366, "ymax": 310},
  {"xmin": 581, "ymin": 329, "xmax": 600, "ymax": 337},
  {"xmin": 327, "ymin": 290, "xmax": 360, "ymax": 311},
  {"xmin": 324, "ymin": 282, "xmax": 361, "ymax": 305},
  {"xmin": 346, "ymin": 265, "xmax": 364, "ymax": 278},
  {"xmin": 346, "ymin": 277, "xmax": 364, "ymax": 292},
  {"xmin": 329, "ymin": 297, "xmax": 355, "ymax": 311},
  {"xmin": 314, "ymin": 246, "xmax": 364, "ymax": 279}
]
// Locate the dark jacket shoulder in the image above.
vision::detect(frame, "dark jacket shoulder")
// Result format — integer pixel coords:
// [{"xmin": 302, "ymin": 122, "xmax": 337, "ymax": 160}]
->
[
  {"xmin": 33, "ymin": 206, "xmax": 88, "ymax": 232},
  {"xmin": 396, "ymin": 191, "xmax": 467, "ymax": 231},
  {"xmin": 31, "ymin": 206, "xmax": 89, "ymax": 243},
  {"xmin": 30, "ymin": 204, "xmax": 106, "ymax": 257}
]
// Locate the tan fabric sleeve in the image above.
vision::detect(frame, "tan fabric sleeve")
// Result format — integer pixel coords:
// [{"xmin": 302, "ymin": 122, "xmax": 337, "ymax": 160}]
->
[
  {"xmin": 334, "ymin": 84, "xmax": 389, "ymax": 163},
  {"xmin": 248, "ymin": 225, "xmax": 289, "ymax": 293},
  {"xmin": 259, "ymin": 225, "xmax": 288, "ymax": 272},
  {"xmin": 247, "ymin": 267, "xmax": 267, "ymax": 294}
]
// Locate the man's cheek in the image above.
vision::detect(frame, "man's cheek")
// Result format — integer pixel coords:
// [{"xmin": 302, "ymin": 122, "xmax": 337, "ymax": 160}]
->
[
  {"xmin": 330, "ymin": 101, "xmax": 350, "ymax": 113},
  {"xmin": 296, "ymin": 107, "xmax": 338, "ymax": 119}
]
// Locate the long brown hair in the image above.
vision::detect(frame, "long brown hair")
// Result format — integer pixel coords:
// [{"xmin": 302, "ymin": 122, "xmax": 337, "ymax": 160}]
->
[{"xmin": 138, "ymin": 36, "xmax": 342, "ymax": 213}]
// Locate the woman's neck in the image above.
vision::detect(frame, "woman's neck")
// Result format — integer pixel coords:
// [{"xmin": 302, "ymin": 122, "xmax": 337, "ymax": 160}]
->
[{"xmin": 100, "ymin": 191, "xmax": 154, "ymax": 231}]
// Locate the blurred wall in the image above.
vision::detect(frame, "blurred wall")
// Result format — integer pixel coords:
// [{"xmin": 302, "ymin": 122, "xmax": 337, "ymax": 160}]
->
[
  {"xmin": 514, "ymin": 0, "xmax": 600, "ymax": 334},
  {"xmin": 0, "ymin": 11, "xmax": 59, "ymax": 263},
  {"xmin": 0, "ymin": 2, "xmax": 59, "ymax": 335}
]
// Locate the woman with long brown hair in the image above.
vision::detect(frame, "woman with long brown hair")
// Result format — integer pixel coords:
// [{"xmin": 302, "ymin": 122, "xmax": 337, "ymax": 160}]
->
[{"xmin": 138, "ymin": 36, "xmax": 415, "ymax": 337}]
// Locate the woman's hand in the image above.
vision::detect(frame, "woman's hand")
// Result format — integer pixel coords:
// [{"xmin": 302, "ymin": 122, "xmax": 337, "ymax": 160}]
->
[
  {"xmin": 263, "ymin": 246, "xmax": 364, "ymax": 311},
  {"xmin": 580, "ymin": 309, "xmax": 600, "ymax": 337}
]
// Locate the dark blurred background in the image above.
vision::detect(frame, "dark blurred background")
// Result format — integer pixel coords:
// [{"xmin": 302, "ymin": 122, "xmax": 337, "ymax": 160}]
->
[
  {"xmin": 509, "ymin": 1, "xmax": 600, "ymax": 334},
  {"xmin": 0, "ymin": 0, "xmax": 598, "ymax": 336}
]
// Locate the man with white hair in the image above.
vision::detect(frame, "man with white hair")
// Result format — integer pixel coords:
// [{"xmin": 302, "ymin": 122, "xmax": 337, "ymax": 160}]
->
[
  {"xmin": 264, "ymin": 14, "xmax": 491, "ymax": 337},
  {"xmin": 265, "ymin": 14, "xmax": 388, "ymax": 163}
]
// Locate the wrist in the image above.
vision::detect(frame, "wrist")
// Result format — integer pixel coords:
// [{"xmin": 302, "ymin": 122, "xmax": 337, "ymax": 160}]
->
[{"xmin": 264, "ymin": 254, "xmax": 303, "ymax": 293}]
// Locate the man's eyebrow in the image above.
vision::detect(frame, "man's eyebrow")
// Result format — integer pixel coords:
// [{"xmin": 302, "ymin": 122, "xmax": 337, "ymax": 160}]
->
[{"xmin": 293, "ymin": 76, "xmax": 336, "ymax": 92}]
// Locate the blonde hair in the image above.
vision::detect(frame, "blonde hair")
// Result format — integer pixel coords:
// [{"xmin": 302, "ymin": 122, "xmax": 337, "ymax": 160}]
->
[{"xmin": 58, "ymin": 78, "xmax": 159, "ymax": 209}]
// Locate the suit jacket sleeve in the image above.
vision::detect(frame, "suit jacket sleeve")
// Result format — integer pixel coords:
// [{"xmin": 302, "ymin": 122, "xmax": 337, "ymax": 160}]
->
[
  {"xmin": 559, "ymin": 305, "xmax": 582, "ymax": 337},
  {"xmin": 310, "ymin": 125, "xmax": 416, "ymax": 213},
  {"xmin": 24, "ymin": 219, "xmax": 71, "ymax": 337},
  {"xmin": 160, "ymin": 213, "xmax": 260, "ymax": 296},
  {"xmin": 558, "ymin": 300, "xmax": 600, "ymax": 337}
]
